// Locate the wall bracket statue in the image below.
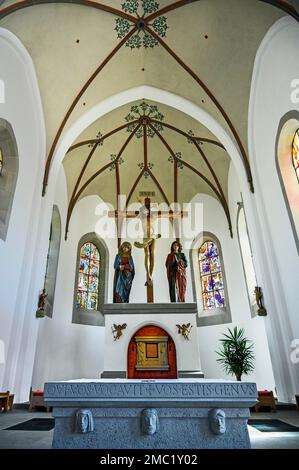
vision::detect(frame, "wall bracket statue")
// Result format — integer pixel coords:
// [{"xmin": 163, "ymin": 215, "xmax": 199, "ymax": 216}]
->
[
  {"xmin": 112, "ymin": 323, "xmax": 127, "ymax": 341},
  {"xmin": 254, "ymin": 286, "xmax": 267, "ymax": 316},
  {"xmin": 176, "ymin": 323, "xmax": 192, "ymax": 340},
  {"xmin": 36, "ymin": 288, "xmax": 47, "ymax": 318}
]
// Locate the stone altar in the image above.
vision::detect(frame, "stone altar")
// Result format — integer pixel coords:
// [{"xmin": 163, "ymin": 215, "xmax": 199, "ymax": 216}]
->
[{"xmin": 44, "ymin": 379, "xmax": 257, "ymax": 449}]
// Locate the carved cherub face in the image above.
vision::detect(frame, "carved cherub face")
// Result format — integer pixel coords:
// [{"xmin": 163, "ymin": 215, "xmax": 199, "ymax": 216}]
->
[
  {"xmin": 76, "ymin": 409, "xmax": 93, "ymax": 434},
  {"xmin": 141, "ymin": 408, "xmax": 158, "ymax": 435},
  {"xmin": 209, "ymin": 408, "xmax": 226, "ymax": 435},
  {"xmin": 80, "ymin": 413, "xmax": 89, "ymax": 433}
]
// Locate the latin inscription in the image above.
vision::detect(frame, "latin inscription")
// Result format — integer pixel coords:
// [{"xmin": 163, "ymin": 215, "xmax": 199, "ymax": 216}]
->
[{"xmin": 45, "ymin": 382, "xmax": 257, "ymax": 400}]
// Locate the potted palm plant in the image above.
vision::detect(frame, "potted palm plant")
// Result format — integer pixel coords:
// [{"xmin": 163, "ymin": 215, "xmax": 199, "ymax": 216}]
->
[{"xmin": 216, "ymin": 326, "xmax": 255, "ymax": 381}]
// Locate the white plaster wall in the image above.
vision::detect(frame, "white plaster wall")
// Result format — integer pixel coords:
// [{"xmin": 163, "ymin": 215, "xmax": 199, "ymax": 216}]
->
[
  {"xmin": 193, "ymin": 189, "xmax": 276, "ymax": 391},
  {"xmin": 32, "ymin": 173, "xmax": 107, "ymax": 387},
  {"xmin": 247, "ymin": 16, "xmax": 299, "ymax": 401},
  {"xmin": 0, "ymin": 28, "xmax": 46, "ymax": 401}
]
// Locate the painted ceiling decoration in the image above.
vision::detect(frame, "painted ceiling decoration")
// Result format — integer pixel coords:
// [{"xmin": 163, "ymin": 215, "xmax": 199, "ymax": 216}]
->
[
  {"xmin": 115, "ymin": 0, "xmax": 168, "ymax": 49},
  {"xmin": 64, "ymin": 100, "xmax": 232, "ymax": 240},
  {"xmin": 1, "ymin": 0, "xmax": 298, "ymax": 197}
]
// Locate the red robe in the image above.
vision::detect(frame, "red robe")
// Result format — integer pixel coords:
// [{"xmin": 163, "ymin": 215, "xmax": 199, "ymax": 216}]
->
[{"xmin": 165, "ymin": 253, "xmax": 187, "ymax": 302}]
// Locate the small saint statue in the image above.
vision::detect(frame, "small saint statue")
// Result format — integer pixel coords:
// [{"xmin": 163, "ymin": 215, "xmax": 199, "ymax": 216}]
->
[
  {"xmin": 36, "ymin": 288, "xmax": 47, "ymax": 318},
  {"xmin": 113, "ymin": 242, "xmax": 135, "ymax": 303},
  {"xmin": 254, "ymin": 286, "xmax": 267, "ymax": 316},
  {"xmin": 165, "ymin": 241, "xmax": 188, "ymax": 302}
]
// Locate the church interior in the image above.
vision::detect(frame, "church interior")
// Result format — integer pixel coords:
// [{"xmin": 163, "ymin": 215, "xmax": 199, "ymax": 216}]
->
[{"xmin": 0, "ymin": 0, "xmax": 299, "ymax": 450}]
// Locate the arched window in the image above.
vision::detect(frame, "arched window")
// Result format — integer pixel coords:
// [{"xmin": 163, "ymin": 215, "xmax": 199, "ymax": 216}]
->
[
  {"xmin": 77, "ymin": 242, "xmax": 100, "ymax": 311},
  {"xmin": 0, "ymin": 118, "xmax": 18, "ymax": 241},
  {"xmin": 73, "ymin": 233, "xmax": 108, "ymax": 326},
  {"xmin": 276, "ymin": 114, "xmax": 299, "ymax": 254},
  {"xmin": 198, "ymin": 240, "xmax": 225, "ymax": 310},
  {"xmin": 292, "ymin": 129, "xmax": 299, "ymax": 183}
]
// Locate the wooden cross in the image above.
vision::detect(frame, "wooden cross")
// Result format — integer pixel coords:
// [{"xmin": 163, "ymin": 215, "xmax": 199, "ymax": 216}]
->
[{"xmin": 109, "ymin": 197, "xmax": 187, "ymax": 303}]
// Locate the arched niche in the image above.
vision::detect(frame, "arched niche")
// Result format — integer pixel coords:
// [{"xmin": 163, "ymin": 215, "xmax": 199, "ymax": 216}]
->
[
  {"xmin": 236, "ymin": 202, "xmax": 258, "ymax": 318},
  {"xmin": 0, "ymin": 118, "xmax": 18, "ymax": 241},
  {"xmin": 127, "ymin": 324, "xmax": 177, "ymax": 379},
  {"xmin": 43, "ymin": 205, "xmax": 61, "ymax": 318}
]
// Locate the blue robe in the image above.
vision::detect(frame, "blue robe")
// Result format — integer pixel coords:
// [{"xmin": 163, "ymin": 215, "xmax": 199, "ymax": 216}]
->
[{"xmin": 113, "ymin": 254, "xmax": 135, "ymax": 303}]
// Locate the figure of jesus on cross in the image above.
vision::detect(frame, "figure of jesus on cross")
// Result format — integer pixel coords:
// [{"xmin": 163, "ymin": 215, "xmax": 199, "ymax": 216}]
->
[
  {"xmin": 134, "ymin": 196, "xmax": 161, "ymax": 291},
  {"xmin": 109, "ymin": 194, "xmax": 187, "ymax": 303}
]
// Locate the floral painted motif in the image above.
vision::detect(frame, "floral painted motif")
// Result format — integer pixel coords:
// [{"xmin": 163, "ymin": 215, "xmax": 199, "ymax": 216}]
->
[
  {"xmin": 125, "ymin": 101, "xmax": 164, "ymax": 139},
  {"xmin": 114, "ymin": 1, "xmax": 168, "ymax": 49}
]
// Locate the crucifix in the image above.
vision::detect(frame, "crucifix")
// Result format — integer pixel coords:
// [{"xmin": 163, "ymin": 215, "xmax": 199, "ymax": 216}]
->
[{"xmin": 109, "ymin": 193, "xmax": 187, "ymax": 303}]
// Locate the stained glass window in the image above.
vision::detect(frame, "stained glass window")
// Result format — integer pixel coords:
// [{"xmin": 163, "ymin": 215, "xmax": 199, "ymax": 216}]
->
[
  {"xmin": 199, "ymin": 241, "xmax": 225, "ymax": 310},
  {"xmin": 292, "ymin": 129, "xmax": 299, "ymax": 183},
  {"xmin": 77, "ymin": 242, "xmax": 100, "ymax": 310}
]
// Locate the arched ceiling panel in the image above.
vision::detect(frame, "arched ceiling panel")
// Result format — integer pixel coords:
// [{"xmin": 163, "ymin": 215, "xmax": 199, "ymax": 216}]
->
[{"xmin": 0, "ymin": 0, "xmax": 287, "ymax": 194}]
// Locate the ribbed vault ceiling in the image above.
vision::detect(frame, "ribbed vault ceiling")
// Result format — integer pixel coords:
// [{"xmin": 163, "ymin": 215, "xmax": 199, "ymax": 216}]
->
[
  {"xmin": 0, "ymin": 0, "xmax": 298, "ymax": 236},
  {"xmin": 63, "ymin": 99, "xmax": 231, "ymax": 235}
]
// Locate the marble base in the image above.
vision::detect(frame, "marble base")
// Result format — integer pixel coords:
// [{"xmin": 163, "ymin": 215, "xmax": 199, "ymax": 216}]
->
[{"xmin": 44, "ymin": 379, "xmax": 257, "ymax": 449}]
